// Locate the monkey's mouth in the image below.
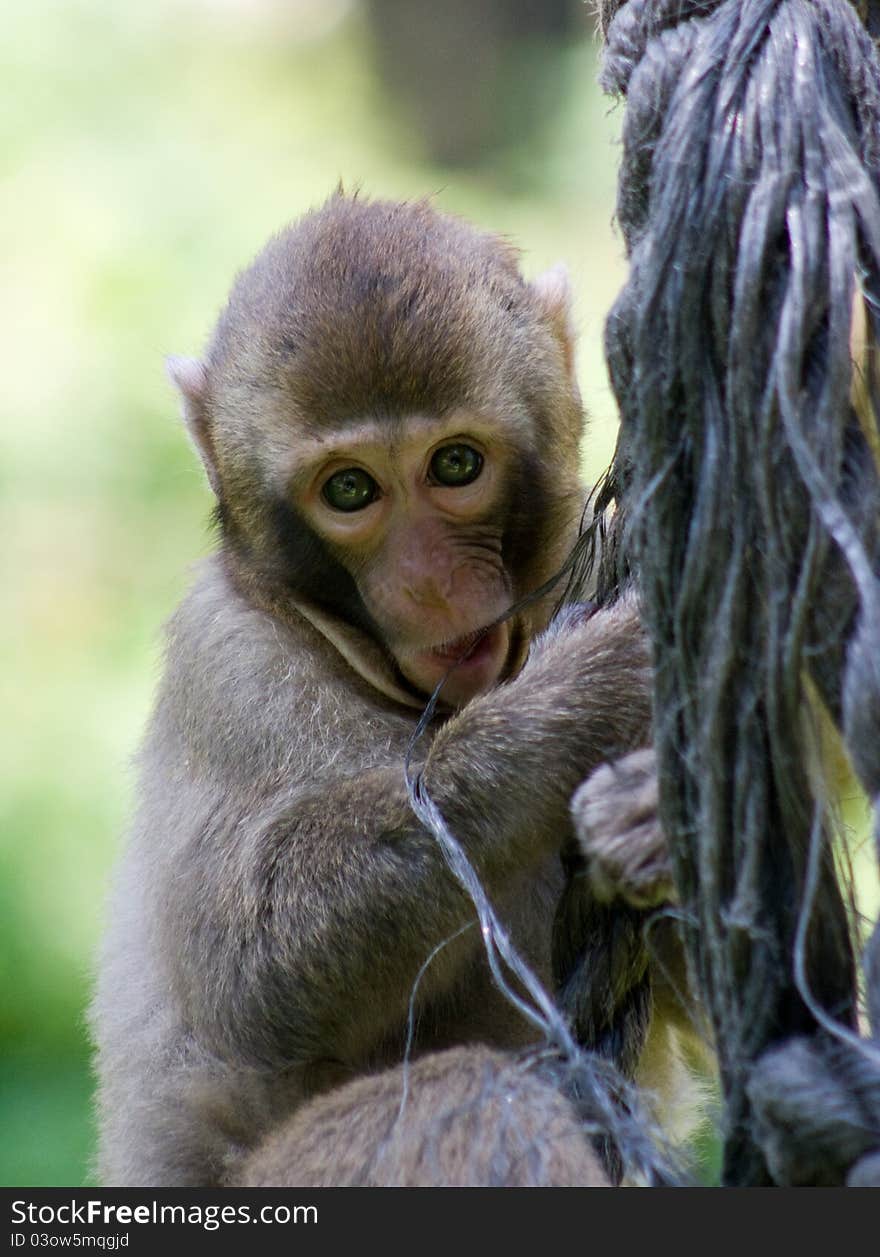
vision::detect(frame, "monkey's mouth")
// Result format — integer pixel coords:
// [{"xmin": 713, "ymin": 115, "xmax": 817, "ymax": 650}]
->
[
  {"xmin": 427, "ymin": 627, "xmax": 490, "ymax": 663},
  {"xmin": 399, "ymin": 622, "xmax": 511, "ymax": 707}
]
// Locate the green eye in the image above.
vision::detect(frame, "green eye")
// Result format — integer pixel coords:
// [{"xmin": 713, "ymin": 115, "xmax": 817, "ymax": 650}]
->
[
  {"xmin": 430, "ymin": 444, "xmax": 483, "ymax": 487},
  {"xmin": 322, "ymin": 467, "xmax": 378, "ymax": 512}
]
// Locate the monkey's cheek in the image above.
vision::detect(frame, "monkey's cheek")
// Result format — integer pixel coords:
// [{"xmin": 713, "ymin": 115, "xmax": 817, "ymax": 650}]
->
[{"xmin": 399, "ymin": 623, "xmax": 511, "ymax": 708}]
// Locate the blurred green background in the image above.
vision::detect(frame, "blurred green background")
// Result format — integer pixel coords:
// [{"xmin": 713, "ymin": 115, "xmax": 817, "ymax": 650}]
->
[{"xmin": 2, "ymin": 0, "xmax": 876, "ymax": 1189}]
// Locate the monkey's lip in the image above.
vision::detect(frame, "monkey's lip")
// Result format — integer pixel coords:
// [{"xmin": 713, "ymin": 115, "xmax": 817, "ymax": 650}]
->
[
  {"xmin": 400, "ymin": 622, "xmax": 511, "ymax": 703},
  {"xmin": 425, "ymin": 626, "xmax": 495, "ymax": 664}
]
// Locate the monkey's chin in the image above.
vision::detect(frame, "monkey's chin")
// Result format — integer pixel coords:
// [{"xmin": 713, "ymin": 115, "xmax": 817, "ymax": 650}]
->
[{"xmin": 398, "ymin": 622, "xmax": 511, "ymax": 709}]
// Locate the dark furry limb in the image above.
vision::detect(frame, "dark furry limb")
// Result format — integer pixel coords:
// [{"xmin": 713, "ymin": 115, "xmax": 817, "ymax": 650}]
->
[
  {"xmin": 405, "ymin": 623, "xmax": 684, "ymax": 1187},
  {"xmin": 598, "ymin": 0, "xmax": 880, "ymax": 1184}
]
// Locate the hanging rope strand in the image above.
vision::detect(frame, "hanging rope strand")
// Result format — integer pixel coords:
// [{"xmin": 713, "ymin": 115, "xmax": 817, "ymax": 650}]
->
[{"xmin": 600, "ymin": 0, "xmax": 880, "ymax": 1184}]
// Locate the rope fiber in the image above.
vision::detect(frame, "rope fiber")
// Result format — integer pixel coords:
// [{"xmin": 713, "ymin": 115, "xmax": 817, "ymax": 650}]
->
[{"xmin": 597, "ymin": 0, "xmax": 880, "ymax": 1185}]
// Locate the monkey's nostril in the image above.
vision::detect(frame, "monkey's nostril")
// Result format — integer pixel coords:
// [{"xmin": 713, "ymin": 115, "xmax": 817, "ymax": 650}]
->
[{"xmin": 404, "ymin": 582, "xmax": 449, "ymax": 611}]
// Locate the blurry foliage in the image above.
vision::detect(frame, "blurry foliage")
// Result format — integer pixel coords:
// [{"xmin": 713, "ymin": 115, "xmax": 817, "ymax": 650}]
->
[
  {"xmin": 363, "ymin": 0, "xmax": 580, "ymax": 169},
  {"xmin": 2, "ymin": 0, "xmax": 874, "ymax": 1190}
]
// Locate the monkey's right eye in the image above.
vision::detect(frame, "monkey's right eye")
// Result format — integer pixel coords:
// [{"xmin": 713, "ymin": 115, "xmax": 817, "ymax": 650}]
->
[{"xmin": 321, "ymin": 468, "xmax": 379, "ymax": 512}]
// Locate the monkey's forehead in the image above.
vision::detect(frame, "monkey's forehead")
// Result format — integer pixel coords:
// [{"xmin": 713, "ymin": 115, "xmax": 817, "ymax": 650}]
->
[
  {"xmin": 276, "ymin": 408, "xmax": 536, "ymax": 469},
  {"xmin": 218, "ymin": 251, "xmax": 533, "ymax": 355},
  {"xmin": 210, "ymin": 302, "xmax": 550, "ymax": 429},
  {"xmin": 204, "ymin": 195, "xmax": 570, "ymax": 437}
]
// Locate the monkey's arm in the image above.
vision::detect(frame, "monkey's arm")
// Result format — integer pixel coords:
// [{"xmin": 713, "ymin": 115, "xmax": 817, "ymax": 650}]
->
[
  {"xmin": 571, "ymin": 747, "xmax": 712, "ymax": 1056},
  {"xmin": 154, "ymin": 569, "xmax": 651, "ymax": 1068},
  {"xmin": 421, "ymin": 600, "xmax": 652, "ymax": 873}
]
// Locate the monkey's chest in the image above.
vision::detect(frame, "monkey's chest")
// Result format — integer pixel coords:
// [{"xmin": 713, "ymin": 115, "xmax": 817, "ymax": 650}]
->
[{"xmin": 411, "ymin": 854, "xmax": 565, "ymax": 1055}]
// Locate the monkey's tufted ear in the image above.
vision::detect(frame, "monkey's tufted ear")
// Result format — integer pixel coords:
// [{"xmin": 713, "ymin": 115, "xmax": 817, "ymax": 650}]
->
[
  {"xmin": 531, "ymin": 263, "xmax": 577, "ymax": 381},
  {"xmin": 166, "ymin": 356, "xmax": 222, "ymax": 497}
]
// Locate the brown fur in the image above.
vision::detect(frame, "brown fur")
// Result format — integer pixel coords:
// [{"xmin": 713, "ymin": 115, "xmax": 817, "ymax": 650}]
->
[
  {"xmin": 91, "ymin": 195, "xmax": 659, "ymax": 1187},
  {"xmin": 241, "ymin": 1046, "xmax": 610, "ymax": 1187}
]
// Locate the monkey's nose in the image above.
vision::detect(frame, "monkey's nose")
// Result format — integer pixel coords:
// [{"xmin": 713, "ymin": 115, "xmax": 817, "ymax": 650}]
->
[{"xmin": 402, "ymin": 580, "xmax": 451, "ymax": 611}]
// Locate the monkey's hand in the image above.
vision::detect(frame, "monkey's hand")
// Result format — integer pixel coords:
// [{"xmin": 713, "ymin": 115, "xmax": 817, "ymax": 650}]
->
[{"xmin": 571, "ymin": 748, "xmax": 675, "ymax": 909}]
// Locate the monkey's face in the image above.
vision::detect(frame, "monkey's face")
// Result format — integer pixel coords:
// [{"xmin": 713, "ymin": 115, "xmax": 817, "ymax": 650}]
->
[
  {"xmin": 289, "ymin": 413, "xmax": 519, "ymax": 707},
  {"xmin": 170, "ymin": 196, "xmax": 587, "ymax": 708}
]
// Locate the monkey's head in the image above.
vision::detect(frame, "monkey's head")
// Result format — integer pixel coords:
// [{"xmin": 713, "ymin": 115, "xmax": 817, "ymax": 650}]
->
[{"xmin": 169, "ymin": 194, "xmax": 584, "ymax": 708}]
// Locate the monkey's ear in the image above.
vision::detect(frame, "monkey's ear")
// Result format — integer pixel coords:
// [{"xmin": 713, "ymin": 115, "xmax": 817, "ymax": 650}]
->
[
  {"xmin": 166, "ymin": 356, "xmax": 222, "ymax": 497},
  {"xmin": 531, "ymin": 264, "xmax": 577, "ymax": 381}
]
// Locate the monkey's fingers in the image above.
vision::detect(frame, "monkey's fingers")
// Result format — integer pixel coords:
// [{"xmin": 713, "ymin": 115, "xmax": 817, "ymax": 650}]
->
[{"xmin": 571, "ymin": 748, "xmax": 675, "ymax": 908}]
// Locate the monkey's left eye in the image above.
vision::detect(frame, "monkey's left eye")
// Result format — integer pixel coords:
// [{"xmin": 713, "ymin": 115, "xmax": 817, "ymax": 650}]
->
[
  {"xmin": 429, "ymin": 444, "xmax": 483, "ymax": 487},
  {"xmin": 322, "ymin": 468, "xmax": 379, "ymax": 512}
]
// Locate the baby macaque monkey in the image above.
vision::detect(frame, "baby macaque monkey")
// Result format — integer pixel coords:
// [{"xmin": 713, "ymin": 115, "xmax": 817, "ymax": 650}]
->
[{"xmin": 91, "ymin": 194, "xmax": 662, "ymax": 1188}]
